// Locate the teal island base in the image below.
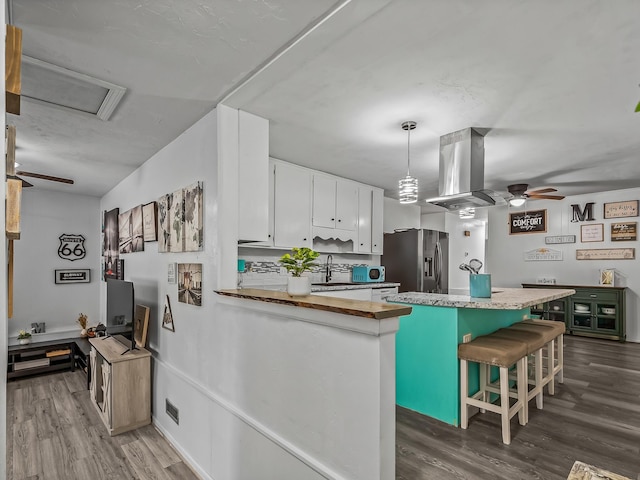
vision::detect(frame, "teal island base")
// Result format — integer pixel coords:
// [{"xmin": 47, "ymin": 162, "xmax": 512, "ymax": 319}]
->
[{"xmin": 395, "ymin": 304, "xmax": 529, "ymax": 426}]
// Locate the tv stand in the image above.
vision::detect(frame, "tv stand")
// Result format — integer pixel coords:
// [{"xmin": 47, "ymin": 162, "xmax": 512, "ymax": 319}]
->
[{"xmin": 89, "ymin": 335, "xmax": 151, "ymax": 435}]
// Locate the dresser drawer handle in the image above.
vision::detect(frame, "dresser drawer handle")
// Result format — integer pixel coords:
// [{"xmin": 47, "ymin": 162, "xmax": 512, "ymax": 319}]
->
[{"xmin": 589, "ymin": 294, "xmax": 597, "ymax": 298}]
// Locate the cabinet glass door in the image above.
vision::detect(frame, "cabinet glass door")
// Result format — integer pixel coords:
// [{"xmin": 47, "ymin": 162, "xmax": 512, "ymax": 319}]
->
[
  {"xmin": 595, "ymin": 303, "xmax": 618, "ymax": 332},
  {"xmin": 571, "ymin": 300, "xmax": 592, "ymax": 329}
]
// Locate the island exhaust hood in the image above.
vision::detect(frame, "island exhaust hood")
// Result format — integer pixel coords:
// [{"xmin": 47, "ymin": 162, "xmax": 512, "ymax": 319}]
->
[{"xmin": 425, "ymin": 127, "xmax": 505, "ymax": 210}]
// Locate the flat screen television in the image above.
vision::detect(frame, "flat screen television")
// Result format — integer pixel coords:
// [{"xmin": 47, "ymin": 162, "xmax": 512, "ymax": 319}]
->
[{"xmin": 106, "ymin": 278, "xmax": 135, "ymax": 350}]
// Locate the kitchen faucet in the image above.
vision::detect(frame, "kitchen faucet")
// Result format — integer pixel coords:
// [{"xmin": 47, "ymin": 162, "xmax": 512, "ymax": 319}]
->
[{"xmin": 325, "ymin": 254, "xmax": 333, "ymax": 283}]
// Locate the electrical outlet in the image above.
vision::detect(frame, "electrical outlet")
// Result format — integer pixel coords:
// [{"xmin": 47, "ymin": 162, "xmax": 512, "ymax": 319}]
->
[{"xmin": 463, "ymin": 333, "xmax": 472, "ymax": 343}]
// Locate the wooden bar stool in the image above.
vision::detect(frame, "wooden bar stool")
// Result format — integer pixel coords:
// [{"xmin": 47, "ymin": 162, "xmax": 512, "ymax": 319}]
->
[
  {"xmin": 458, "ymin": 336, "xmax": 528, "ymax": 445},
  {"xmin": 511, "ymin": 319, "xmax": 565, "ymax": 394},
  {"xmin": 490, "ymin": 328, "xmax": 548, "ymax": 423}
]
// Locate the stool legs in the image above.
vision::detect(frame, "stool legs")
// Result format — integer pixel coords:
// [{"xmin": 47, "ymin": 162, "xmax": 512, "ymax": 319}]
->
[
  {"xmin": 460, "ymin": 356, "xmax": 527, "ymax": 445},
  {"xmin": 558, "ymin": 334, "xmax": 564, "ymax": 384},
  {"xmin": 547, "ymin": 339, "xmax": 556, "ymax": 395},
  {"xmin": 500, "ymin": 366, "xmax": 510, "ymax": 445},
  {"xmin": 460, "ymin": 358, "xmax": 469, "ymax": 429}
]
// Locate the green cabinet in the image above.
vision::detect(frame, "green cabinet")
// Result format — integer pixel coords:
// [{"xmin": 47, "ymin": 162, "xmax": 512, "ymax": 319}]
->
[{"xmin": 523, "ymin": 284, "xmax": 626, "ymax": 342}]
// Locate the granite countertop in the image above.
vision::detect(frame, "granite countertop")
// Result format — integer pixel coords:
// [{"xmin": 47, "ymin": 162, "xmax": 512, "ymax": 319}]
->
[
  {"xmin": 215, "ymin": 288, "xmax": 412, "ymax": 320},
  {"xmin": 387, "ymin": 287, "xmax": 576, "ymax": 310}
]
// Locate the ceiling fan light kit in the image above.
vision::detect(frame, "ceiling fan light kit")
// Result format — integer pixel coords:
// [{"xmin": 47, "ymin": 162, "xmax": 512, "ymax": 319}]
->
[
  {"xmin": 506, "ymin": 183, "xmax": 565, "ymax": 206},
  {"xmin": 509, "ymin": 197, "xmax": 526, "ymax": 207},
  {"xmin": 398, "ymin": 121, "xmax": 418, "ymax": 204}
]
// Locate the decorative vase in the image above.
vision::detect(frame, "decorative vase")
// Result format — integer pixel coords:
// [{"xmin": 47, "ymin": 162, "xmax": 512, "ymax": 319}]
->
[
  {"xmin": 18, "ymin": 338, "xmax": 30, "ymax": 345},
  {"xmin": 80, "ymin": 328, "xmax": 88, "ymax": 337},
  {"xmin": 287, "ymin": 276, "xmax": 311, "ymax": 296}
]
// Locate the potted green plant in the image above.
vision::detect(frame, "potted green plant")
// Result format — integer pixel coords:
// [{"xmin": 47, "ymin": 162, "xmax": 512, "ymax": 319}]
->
[
  {"xmin": 17, "ymin": 329, "xmax": 32, "ymax": 345},
  {"xmin": 279, "ymin": 247, "xmax": 320, "ymax": 296}
]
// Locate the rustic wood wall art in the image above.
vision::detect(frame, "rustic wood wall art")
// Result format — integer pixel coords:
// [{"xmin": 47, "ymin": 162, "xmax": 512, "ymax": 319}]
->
[
  {"xmin": 576, "ymin": 248, "xmax": 635, "ymax": 260},
  {"xmin": 604, "ymin": 200, "xmax": 638, "ymax": 219}
]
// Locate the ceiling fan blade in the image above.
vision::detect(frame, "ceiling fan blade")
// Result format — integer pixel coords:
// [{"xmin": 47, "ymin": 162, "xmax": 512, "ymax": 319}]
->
[
  {"xmin": 16, "ymin": 171, "xmax": 74, "ymax": 185},
  {"xmin": 6, "ymin": 174, "xmax": 33, "ymax": 187},
  {"xmin": 527, "ymin": 187, "xmax": 557, "ymax": 194},
  {"xmin": 528, "ymin": 194, "xmax": 565, "ymax": 200}
]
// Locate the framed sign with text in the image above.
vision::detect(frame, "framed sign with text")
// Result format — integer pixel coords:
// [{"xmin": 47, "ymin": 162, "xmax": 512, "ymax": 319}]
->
[
  {"xmin": 576, "ymin": 248, "xmax": 635, "ymax": 260},
  {"xmin": 55, "ymin": 269, "xmax": 91, "ymax": 284},
  {"xmin": 580, "ymin": 223, "xmax": 604, "ymax": 242},
  {"xmin": 604, "ymin": 200, "xmax": 638, "ymax": 219},
  {"xmin": 611, "ymin": 222, "xmax": 637, "ymax": 241},
  {"xmin": 509, "ymin": 209, "xmax": 547, "ymax": 235}
]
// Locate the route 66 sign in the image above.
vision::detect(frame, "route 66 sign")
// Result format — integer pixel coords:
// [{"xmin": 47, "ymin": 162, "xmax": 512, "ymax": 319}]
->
[{"xmin": 58, "ymin": 234, "xmax": 86, "ymax": 261}]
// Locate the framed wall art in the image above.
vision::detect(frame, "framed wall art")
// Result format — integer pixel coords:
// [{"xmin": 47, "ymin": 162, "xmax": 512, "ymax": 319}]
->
[
  {"xmin": 509, "ymin": 209, "xmax": 547, "ymax": 235},
  {"xmin": 576, "ymin": 248, "xmax": 635, "ymax": 260},
  {"xmin": 611, "ymin": 222, "xmax": 636, "ymax": 241},
  {"xmin": 580, "ymin": 223, "xmax": 604, "ymax": 242},
  {"xmin": 103, "ymin": 208, "xmax": 119, "ymax": 280},
  {"xmin": 55, "ymin": 269, "xmax": 91, "ymax": 284},
  {"xmin": 162, "ymin": 295, "xmax": 175, "ymax": 331},
  {"xmin": 142, "ymin": 202, "xmax": 158, "ymax": 242},
  {"xmin": 604, "ymin": 200, "xmax": 638, "ymax": 219}
]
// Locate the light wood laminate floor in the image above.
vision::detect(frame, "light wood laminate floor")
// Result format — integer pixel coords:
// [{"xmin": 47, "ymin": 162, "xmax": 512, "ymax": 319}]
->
[
  {"xmin": 7, "ymin": 370, "xmax": 198, "ymax": 480},
  {"xmin": 396, "ymin": 335, "xmax": 640, "ymax": 480}
]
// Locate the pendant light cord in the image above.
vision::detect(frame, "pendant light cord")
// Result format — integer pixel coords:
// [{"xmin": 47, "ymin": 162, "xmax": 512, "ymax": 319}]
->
[{"xmin": 406, "ymin": 126, "xmax": 411, "ymax": 176}]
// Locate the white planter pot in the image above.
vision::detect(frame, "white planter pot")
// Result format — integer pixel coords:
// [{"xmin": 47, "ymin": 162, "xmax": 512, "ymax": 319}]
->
[
  {"xmin": 18, "ymin": 338, "xmax": 30, "ymax": 345},
  {"xmin": 287, "ymin": 276, "xmax": 311, "ymax": 296}
]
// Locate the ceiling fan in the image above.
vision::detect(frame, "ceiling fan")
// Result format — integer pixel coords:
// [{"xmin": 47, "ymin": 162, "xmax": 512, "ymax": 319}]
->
[
  {"xmin": 6, "ymin": 125, "xmax": 74, "ymax": 187},
  {"xmin": 506, "ymin": 183, "xmax": 565, "ymax": 207}
]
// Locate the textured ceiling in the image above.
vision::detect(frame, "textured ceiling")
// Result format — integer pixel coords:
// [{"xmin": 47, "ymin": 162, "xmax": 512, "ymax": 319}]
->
[{"xmin": 8, "ymin": 0, "xmax": 640, "ymax": 206}]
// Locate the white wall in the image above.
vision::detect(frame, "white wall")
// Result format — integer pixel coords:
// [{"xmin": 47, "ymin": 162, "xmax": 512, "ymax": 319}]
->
[
  {"xmin": 1, "ymin": 1, "xmax": 7, "ymax": 473},
  {"xmin": 487, "ymin": 188, "xmax": 640, "ymax": 343},
  {"xmin": 11, "ymin": 190, "xmax": 101, "ymax": 343},
  {"xmin": 383, "ymin": 197, "xmax": 420, "ymax": 232},
  {"xmin": 100, "ymin": 106, "xmax": 374, "ymax": 479}
]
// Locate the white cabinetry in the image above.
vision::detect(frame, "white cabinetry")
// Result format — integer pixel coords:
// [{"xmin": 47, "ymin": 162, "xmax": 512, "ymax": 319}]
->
[
  {"xmin": 357, "ymin": 187, "xmax": 372, "ymax": 253},
  {"xmin": 312, "ymin": 175, "xmax": 358, "ymax": 232},
  {"xmin": 274, "ymin": 162, "xmax": 312, "ymax": 248},
  {"xmin": 371, "ymin": 189, "xmax": 384, "ymax": 254},
  {"xmin": 238, "ymin": 110, "xmax": 269, "ymax": 242}
]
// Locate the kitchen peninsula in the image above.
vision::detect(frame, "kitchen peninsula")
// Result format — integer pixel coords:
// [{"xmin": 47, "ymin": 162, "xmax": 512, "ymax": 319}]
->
[
  {"xmin": 215, "ymin": 288, "xmax": 411, "ymax": 480},
  {"xmin": 386, "ymin": 287, "xmax": 575, "ymax": 427}
]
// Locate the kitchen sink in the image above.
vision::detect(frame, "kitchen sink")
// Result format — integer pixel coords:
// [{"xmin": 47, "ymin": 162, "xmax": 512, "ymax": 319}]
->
[{"xmin": 311, "ymin": 282, "xmax": 357, "ymax": 287}]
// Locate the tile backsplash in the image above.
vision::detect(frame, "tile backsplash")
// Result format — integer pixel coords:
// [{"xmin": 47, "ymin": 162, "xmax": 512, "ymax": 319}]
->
[{"xmin": 239, "ymin": 261, "xmax": 361, "ymax": 287}]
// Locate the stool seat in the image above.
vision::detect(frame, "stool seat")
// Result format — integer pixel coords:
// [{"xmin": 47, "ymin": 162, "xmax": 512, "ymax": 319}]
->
[
  {"xmin": 490, "ymin": 327, "xmax": 548, "ymax": 421},
  {"xmin": 491, "ymin": 328, "xmax": 546, "ymax": 354},
  {"xmin": 458, "ymin": 336, "xmax": 527, "ymax": 367},
  {"xmin": 512, "ymin": 319, "xmax": 565, "ymax": 396}
]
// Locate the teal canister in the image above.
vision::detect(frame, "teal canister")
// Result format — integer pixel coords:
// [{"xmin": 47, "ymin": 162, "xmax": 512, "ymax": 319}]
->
[
  {"xmin": 469, "ymin": 273, "xmax": 491, "ymax": 298},
  {"xmin": 237, "ymin": 259, "xmax": 246, "ymax": 273}
]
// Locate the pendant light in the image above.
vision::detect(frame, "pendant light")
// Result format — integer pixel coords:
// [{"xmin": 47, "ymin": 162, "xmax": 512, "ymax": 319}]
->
[{"xmin": 398, "ymin": 121, "xmax": 418, "ymax": 204}]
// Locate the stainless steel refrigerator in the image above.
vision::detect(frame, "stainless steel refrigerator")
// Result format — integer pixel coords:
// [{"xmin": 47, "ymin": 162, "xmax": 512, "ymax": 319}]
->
[{"xmin": 382, "ymin": 229, "xmax": 449, "ymax": 293}]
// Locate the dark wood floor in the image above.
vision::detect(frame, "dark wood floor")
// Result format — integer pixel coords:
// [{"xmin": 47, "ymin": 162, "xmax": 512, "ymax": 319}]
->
[
  {"xmin": 396, "ymin": 335, "xmax": 640, "ymax": 480},
  {"xmin": 6, "ymin": 336, "xmax": 640, "ymax": 480},
  {"xmin": 6, "ymin": 370, "xmax": 199, "ymax": 480}
]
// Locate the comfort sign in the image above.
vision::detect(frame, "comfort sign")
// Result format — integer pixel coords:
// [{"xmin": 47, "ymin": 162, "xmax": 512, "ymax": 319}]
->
[{"xmin": 509, "ymin": 209, "xmax": 547, "ymax": 235}]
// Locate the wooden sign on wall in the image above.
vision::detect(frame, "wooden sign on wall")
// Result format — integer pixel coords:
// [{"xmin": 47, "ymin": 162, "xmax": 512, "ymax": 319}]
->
[
  {"xmin": 604, "ymin": 200, "xmax": 638, "ymax": 219},
  {"xmin": 576, "ymin": 248, "xmax": 635, "ymax": 260},
  {"xmin": 509, "ymin": 209, "xmax": 547, "ymax": 235},
  {"xmin": 611, "ymin": 222, "xmax": 637, "ymax": 241}
]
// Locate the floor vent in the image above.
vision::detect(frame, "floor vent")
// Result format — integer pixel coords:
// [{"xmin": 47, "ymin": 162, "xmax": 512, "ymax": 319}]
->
[{"xmin": 166, "ymin": 399, "xmax": 179, "ymax": 425}]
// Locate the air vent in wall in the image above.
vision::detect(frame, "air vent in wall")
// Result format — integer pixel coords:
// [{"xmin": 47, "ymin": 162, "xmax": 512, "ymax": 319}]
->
[{"xmin": 166, "ymin": 399, "xmax": 179, "ymax": 425}]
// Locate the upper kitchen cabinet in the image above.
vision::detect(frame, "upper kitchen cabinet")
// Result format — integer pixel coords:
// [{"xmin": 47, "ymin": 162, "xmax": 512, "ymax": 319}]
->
[
  {"xmin": 238, "ymin": 110, "xmax": 269, "ymax": 242},
  {"xmin": 357, "ymin": 186, "xmax": 385, "ymax": 254},
  {"xmin": 371, "ymin": 188, "xmax": 384, "ymax": 254},
  {"xmin": 273, "ymin": 162, "xmax": 312, "ymax": 248},
  {"xmin": 312, "ymin": 175, "xmax": 358, "ymax": 233}
]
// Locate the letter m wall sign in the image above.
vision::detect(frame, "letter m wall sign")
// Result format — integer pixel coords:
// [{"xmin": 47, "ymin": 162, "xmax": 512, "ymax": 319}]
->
[
  {"xmin": 509, "ymin": 209, "xmax": 547, "ymax": 235},
  {"xmin": 571, "ymin": 202, "xmax": 595, "ymax": 222}
]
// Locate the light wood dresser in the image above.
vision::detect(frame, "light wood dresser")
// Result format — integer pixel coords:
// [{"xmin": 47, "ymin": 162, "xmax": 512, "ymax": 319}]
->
[{"xmin": 89, "ymin": 336, "xmax": 151, "ymax": 435}]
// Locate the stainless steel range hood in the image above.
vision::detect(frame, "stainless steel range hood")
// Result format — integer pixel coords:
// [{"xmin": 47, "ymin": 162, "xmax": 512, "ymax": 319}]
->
[{"xmin": 425, "ymin": 127, "xmax": 505, "ymax": 210}]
